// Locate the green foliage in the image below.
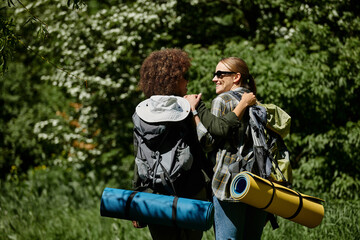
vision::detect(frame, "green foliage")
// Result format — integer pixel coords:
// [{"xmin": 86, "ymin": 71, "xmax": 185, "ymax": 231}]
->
[
  {"xmin": 1, "ymin": 0, "xmax": 359, "ymax": 198},
  {"xmin": 0, "ymin": 8, "xmax": 16, "ymax": 74},
  {"xmin": 185, "ymin": 0, "xmax": 360, "ymax": 199},
  {"xmin": 4, "ymin": 0, "xmax": 185, "ymax": 174},
  {"xmin": 0, "ymin": 167, "xmax": 213, "ymax": 240},
  {"xmin": 293, "ymin": 121, "xmax": 360, "ymax": 199},
  {"xmin": 0, "ymin": 166, "xmax": 137, "ymax": 239},
  {"xmin": 0, "ymin": 2, "xmax": 359, "ymax": 234},
  {"xmin": 0, "ymin": 61, "xmax": 71, "ymax": 175},
  {"xmin": 1, "ymin": 168, "xmax": 359, "ymax": 239},
  {"xmin": 67, "ymin": 0, "xmax": 86, "ymax": 9}
]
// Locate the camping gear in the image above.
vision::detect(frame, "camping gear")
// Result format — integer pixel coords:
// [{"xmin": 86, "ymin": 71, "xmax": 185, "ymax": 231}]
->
[
  {"xmin": 133, "ymin": 96, "xmax": 194, "ymax": 195},
  {"xmin": 261, "ymin": 103, "xmax": 291, "ymax": 139},
  {"xmin": 228, "ymin": 91, "xmax": 292, "ymax": 185},
  {"xmin": 135, "ymin": 95, "xmax": 190, "ymax": 122},
  {"xmin": 261, "ymin": 103, "xmax": 292, "ymax": 184},
  {"xmin": 230, "ymin": 172, "xmax": 324, "ymax": 228},
  {"xmin": 100, "ymin": 188, "xmax": 214, "ymax": 231}
]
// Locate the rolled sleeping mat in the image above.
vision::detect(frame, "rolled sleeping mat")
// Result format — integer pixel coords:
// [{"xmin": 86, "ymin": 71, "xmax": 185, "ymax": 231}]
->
[
  {"xmin": 100, "ymin": 188, "xmax": 214, "ymax": 231},
  {"xmin": 230, "ymin": 172, "xmax": 324, "ymax": 228}
]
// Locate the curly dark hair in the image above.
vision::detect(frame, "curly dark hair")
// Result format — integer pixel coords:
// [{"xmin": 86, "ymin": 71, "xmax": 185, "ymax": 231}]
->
[{"xmin": 139, "ymin": 48, "xmax": 191, "ymax": 98}]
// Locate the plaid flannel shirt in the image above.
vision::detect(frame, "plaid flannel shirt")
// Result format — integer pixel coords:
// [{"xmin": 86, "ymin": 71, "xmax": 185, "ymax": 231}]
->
[{"xmin": 197, "ymin": 87, "xmax": 249, "ymax": 201}]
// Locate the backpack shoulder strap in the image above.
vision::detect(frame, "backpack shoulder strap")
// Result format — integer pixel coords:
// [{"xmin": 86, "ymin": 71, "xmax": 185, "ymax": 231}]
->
[{"xmin": 227, "ymin": 90, "xmax": 242, "ymax": 101}]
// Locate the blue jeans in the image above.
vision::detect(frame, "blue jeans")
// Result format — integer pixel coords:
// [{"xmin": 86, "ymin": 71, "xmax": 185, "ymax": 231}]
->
[{"xmin": 213, "ymin": 196, "xmax": 267, "ymax": 240}]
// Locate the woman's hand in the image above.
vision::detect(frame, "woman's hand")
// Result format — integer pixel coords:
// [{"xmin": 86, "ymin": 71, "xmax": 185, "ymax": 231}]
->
[
  {"xmin": 241, "ymin": 92, "xmax": 256, "ymax": 107},
  {"xmin": 233, "ymin": 92, "xmax": 257, "ymax": 120},
  {"xmin": 184, "ymin": 93, "xmax": 202, "ymax": 111}
]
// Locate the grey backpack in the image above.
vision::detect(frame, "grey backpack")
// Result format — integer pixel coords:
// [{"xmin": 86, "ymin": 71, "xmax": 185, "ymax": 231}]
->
[
  {"xmin": 228, "ymin": 91, "xmax": 290, "ymax": 185},
  {"xmin": 133, "ymin": 113, "xmax": 194, "ymax": 195}
]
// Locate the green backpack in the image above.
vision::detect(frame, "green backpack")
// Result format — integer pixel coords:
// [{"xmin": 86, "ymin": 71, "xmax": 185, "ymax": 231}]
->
[{"xmin": 260, "ymin": 103, "xmax": 293, "ymax": 186}]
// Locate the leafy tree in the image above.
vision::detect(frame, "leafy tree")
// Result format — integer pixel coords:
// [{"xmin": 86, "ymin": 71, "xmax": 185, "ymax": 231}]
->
[
  {"xmin": 186, "ymin": 0, "xmax": 360, "ymax": 199},
  {"xmin": 1, "ymin": 0, "xmax": 359, "ymax": 200},
  {"xmin": 2, "ymin": 0, "xmax": 185, "ymax": 183}
]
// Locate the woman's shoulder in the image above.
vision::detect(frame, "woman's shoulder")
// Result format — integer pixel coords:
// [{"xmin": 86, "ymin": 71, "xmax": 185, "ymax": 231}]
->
[
  {"xmin": 214, "ymin": 92, "xmax": 235, "ymax": 102},
  {"xmin": 211, "ymin": 93, "xmax": 234, "ymax": 114}
]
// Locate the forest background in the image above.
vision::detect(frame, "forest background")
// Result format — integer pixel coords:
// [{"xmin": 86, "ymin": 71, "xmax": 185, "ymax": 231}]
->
[{"xmin": 1, "ymin": 0, "xmax": 359, "ymax": 239}]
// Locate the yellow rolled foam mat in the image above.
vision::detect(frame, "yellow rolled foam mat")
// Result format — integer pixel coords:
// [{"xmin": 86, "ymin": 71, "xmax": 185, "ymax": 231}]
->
[{"xmin": 230, "ymin": 171, "xmax": 324, "ymax": 228}]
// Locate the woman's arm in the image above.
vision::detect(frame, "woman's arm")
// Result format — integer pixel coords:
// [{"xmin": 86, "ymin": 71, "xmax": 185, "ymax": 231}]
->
[
  {"xmin": 232, "ymin": 92, "xmax": 256, "ymax": 120},
  {"xmin": 185, "ymin": 94, "xmax": 238, "ymax": 137},
  {"xmin": 196, "ymin": 100, "xmax": 239, "ymax": 137},
  {"xmin": 184, "ymin": 93, "xmax": 202, "ymax": 126},
  {"xmin": 184, "ymin": 92, "xmax": 256, "ymax": 137}
]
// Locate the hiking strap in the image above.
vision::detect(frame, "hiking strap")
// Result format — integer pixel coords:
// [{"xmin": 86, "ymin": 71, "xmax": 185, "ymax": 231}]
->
[
  {"xmin": 286, "ymin": 191, "xmax": 303, "ymax": 220},
  {"xmin": 268, "ymin": 133, "xmax": 289, "ymax": 183},
  {"xmin": 275, "ymin": 163, "xmax": 288, "ymax": 183},
  {"xmin": 172, "ymin": 196, "xmax": 179, "ymax": 227},
  {"xmin": 240, "ymin": 150, "xmax": 254, "ymax": 172},
  {"xmin": 259, "ymin": 180, "xmax": 276, "ymax": 210},
  {"xmin": 259, "ymin": 181, "xmax": 279, "ymax": 230},
  {"xmin": 149, "ymin": 126, "xmax": 181, "ymax": 195},
  {"xmin": 152, "ymin": 151, "xmax": 161, "ymax": 186},
  {"xmin": 228, "ymin": 90, "xmax": 245, "ymax": 101},
  {"xmin": 159, "ymin": 163, "xmax": 177, "ymax": 196},
  {"xmin": 267, "ymin": 214, "xmax": 279, "ymax": 230},
  {"xmin": 124, "ymin": 191, "xmax": 138, "ymax": 219}
]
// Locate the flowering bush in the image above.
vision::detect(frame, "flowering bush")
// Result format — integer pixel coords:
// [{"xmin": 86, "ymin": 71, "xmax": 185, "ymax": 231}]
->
[{"xmin": 1, "ymin": 0, "xmax": 360, "ymax": 199}]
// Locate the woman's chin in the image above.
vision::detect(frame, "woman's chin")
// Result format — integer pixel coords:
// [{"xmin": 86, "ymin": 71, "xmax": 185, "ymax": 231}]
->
[{"xmin": 216, "ymin": 87, "xmax": 224, "ymax": 95}]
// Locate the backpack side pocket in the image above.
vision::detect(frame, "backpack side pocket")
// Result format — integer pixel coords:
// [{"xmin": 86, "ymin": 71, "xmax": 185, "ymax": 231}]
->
[
  {"xmin": 176, "ymin": 143, "xmax": 193, "ymax": 172},
  {"xmin": 135, "ymin": 157, "xmax": 151, "ymax": 181}
]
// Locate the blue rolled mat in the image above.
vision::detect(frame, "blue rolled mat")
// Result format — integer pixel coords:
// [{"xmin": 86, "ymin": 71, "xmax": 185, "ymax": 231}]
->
[{"xmin": 100, "ymin": 188, "xmax": 214, "ymax": 231}]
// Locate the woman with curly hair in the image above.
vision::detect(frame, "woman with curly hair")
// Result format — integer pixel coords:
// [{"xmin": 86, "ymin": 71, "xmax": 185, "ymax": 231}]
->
[
  {"xmin": 138, "ymin": 48, "xmax": 190, "ymax": 98},
  {"xmin": 132, "ymin": 48, "xmax": 209, "ymax": 240}
]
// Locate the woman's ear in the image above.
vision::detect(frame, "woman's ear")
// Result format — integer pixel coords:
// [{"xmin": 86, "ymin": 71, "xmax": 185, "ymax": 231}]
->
[{"xmin": 233, "ymin": 73, "xmax": 241, "ymax": 85}]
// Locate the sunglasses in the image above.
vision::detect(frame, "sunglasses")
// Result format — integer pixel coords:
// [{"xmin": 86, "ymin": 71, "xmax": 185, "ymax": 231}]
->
[{"xmin": 213, "ymin": 70, "xmax": 236, "ymax": 78}]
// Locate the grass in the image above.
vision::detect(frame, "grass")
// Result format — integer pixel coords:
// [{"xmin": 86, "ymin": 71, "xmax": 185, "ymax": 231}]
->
[
  {"xmin": 261, "ymin": 199, "xmax": 360, "ymax": 240},
  {"xmin": 0, "ymin": 167, "xmax": 359, "ymax": 240}
]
